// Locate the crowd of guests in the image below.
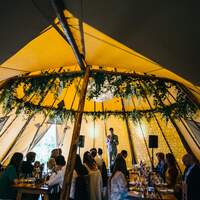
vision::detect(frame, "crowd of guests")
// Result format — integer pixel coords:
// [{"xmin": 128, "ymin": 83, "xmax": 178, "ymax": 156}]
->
[
  {"xmin": 0, "ymin": 147, "xmax": 199, "ymax": 200},
  {"xmin": 155, "ymin": 152, "xmax": 200, "ymax": 200}
]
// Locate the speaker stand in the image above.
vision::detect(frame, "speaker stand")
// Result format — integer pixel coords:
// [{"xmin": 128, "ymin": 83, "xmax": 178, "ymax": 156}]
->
[
  {"xmin": 78, "ymin": 146, "xmax": 81, "ymax": 155},
  {"xmin": 151, "ymin": 148, "xmax": 154, "ymax": 170}
]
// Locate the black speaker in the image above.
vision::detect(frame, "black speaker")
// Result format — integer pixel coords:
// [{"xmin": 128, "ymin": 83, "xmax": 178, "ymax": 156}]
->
[
  {"xmin": 148, "ymin": 135, "xmax": 158, "ymax": 148},
  {"xmin": 78, "ymin": 135, "xmax": 85, "ymax": 148}
]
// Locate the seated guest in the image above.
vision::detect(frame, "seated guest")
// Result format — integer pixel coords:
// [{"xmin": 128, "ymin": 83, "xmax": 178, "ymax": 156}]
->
[
  {"xmin": 165, "ymin": 153, "xmax": 178, "ymax": 187},
  {"xmin": 47, "ymin": 158, "xmax": 56, "ymax": 172},
  {"xmin": 20, "ymin": 151, "xmax": 36, "ymax": 177},
  {"xmin": 47, "ymin": 148, "xmax": 60, "ymax": 172},
  {"xmin": 155, "ymin": 152, "xmax": 167, "ymax": 181},
  {"xmin": 70, "ymin": 154, "xmax": 89, "ymax": 200},
  {"xmin": 33, "ymin": 161, "xmax": 41, "ymax": 178},
  {"xmin": 46, "ymin": 155, "xmax": 66, "ymax": 200},
  {"xmin": 0, "ymin": 152, "xmax": 23, "ymax": 200},
  {"xmin": 83, "ymin": 151, "xmax": 103, "ymax": 200},
  {"xmin": 182, "ymin": 154, "xmax": 200, "ymax": 200},
  {"xmin": 51, "ymin": 148, "xmax": 61, "ymax": 158},
  {"xmin": 110, "ymin": 155, "xmax": 128, "ymax": 200}
]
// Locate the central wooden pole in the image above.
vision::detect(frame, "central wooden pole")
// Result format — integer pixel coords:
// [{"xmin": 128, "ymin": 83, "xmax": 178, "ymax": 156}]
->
[{"xmin": 60, "ymin": 66, "xmax": 90, "ymax": 200}]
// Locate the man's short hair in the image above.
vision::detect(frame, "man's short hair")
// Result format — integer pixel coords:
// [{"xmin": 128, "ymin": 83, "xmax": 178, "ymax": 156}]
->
[
  {"xmin": 55, "ymin": 155, "xmax": 66, "ymax": 166},
  {"xmin": 109, "ymin": 128, "xmax": 113, "ymax": 131},
  {"xmin": 26, "ymin": 152, "xmax": 36, "ymax": 162},
  {"xmin": 90, "ymin": 148, "xmax": 97, "ymax": 158},
  {"xmin": 98, "ymin": 148, "xmax": 103, "ymax": 155},
  {"xmin": 156, "ymin": 152, "xmax": 165, "ymax": 160},
  {"xmin": 121, "ymin": 150, "xmax": 128, "ymax": 157}
]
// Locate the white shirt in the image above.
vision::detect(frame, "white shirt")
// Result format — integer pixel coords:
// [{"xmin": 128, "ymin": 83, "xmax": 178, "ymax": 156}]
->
[
  {"xmin": 95, "ymin": 155, "xmax": 103, "ymax": 169},
  {"xmin": 46, "ymin": 166, "xmax": 66, "ymax": 188}
]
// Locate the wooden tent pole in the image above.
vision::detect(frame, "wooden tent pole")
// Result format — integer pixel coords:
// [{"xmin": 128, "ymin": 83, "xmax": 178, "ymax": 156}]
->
[
  {"xmin": 145, "ymin": 95, "xmax": 182, "ymax": 173},
  {"xmin": 121, "ymin": 98, "xmax": 137, "ymax": 164},
  {"xmin": 131, "ymin": 97, "xmax": 152, "ymax": 164},
  {"xmin": 51, "ymin": 0, "xmax": 85, "ymax": 70},
  {"xmin": 0, "ymin": 115, "xmax": 10, "ymax": 132},
  {"xmin": 178, "ymin": 83, "xmax": 200, "ymax": 109},
  {"xmin": 154, "ymin": 86, "xmax": 198, "ymax": 160},
  {"xmin": 60, "ymin": 66, "xmax": 90, "ymax": 200},
  {"xmin": 170, "ymin": 118, "xmax": 198, "ymax": 156},
  {"xmin": 138, "ymin": 80, "xmax": 182, "ymax": 173},
  {"xmin": 0, "ymin": 116, "xmax": 18, "ymax": 138},
  {"xmin": 168, "ymin": 90, "xmax": 200, "ymax": 150},
  {"xmin": 166, "ymin": 92, "xmax": 200, "ymax": 153},
  {"xmin": 1, "ymin": 113, "xmax": 35, "ymax": 163}
]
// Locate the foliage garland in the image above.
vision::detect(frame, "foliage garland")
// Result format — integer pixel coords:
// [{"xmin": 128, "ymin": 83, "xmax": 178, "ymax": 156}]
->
[{"xmin": 0, "ymin": 70, "xmax": 197, "ymax": 123}]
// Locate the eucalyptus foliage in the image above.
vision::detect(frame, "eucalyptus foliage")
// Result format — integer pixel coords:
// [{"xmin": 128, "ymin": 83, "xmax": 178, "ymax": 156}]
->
[{"xmin": 0, "ymin": 70, "xmax": 197, "ymax": 123}]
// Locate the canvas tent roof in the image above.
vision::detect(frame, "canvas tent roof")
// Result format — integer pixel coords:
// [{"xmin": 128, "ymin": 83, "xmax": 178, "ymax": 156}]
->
[
  {"xmin": 0, "ymin": 1, "xmax": 200, "ymax": 89},
  {"xmin": 0, "ymin": 0, "xmax": 200, "ymax": 175}
]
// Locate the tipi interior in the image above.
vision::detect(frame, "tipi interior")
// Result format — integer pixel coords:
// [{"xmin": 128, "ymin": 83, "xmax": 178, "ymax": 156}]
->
[{"xmin": 0, "ymin": 0, "xmax": 200, "ymax": 199}]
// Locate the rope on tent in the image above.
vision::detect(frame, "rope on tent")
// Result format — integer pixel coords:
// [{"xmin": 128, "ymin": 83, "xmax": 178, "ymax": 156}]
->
[
  {"xmin": 121, "ymin": 98, "xmax": 137, "ymax": 164},
  {"xmin": 191, "ymin": 119, "xmax": 200, "ymax": 131},
  {"xmin": 167, "ymin": 91, "xmax": 200, "ymax": 151},
  {"xmin": 78, "ymin": 0, "xmax": 86, "ymax": 58},
  {"xmin": 131, "ymin": 97, "xmax": 152, "ymax": 165},
  {"xmin": 68, "ymin": 25, "xmax": 161, "ymax": 67},
  {"xmin": 139, "ymin": 81, "xmax": 182, "ymax": 174},
  {"xmin": 31, "ymin": 0, "xmax": 70, "ymax": 44},
  {"xmin": 1, "ymin": 113, "xmax": 35, "ymax": 163},
  {"xmin": 178, "ymin": 84, "xmax": 200, "ymax": 109},
  {"xmin": 155, "ymin": 84, "xmax": 200, "ymax": 158}
]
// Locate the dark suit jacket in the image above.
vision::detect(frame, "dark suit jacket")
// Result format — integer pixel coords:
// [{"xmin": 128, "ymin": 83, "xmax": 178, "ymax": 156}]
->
[
  {"xmin": 121, "ymin": 155, "xmax": 129, "ymax": 179},
  {"xmin": 185, "ymin": 164, "xmax": 200, "ymax": 200}
]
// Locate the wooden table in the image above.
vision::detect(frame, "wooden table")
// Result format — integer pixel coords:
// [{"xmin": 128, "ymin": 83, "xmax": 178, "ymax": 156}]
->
[
  {"xmin": 12, "ymin": 183, "xmax": 50, "ymax": 200},
  {"xmin": 128, "ymin": 172, "xmax": 177, "ymax": 200}
]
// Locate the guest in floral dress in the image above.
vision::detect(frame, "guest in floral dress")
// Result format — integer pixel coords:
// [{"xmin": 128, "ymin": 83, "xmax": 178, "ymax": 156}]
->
[
  {"xmin": 110, "ymin": 155, "xmax": 129, "ymax": 200},
  {"xmin": 83, "ymin": 151, "xmax": 103, "ymax": 200}
]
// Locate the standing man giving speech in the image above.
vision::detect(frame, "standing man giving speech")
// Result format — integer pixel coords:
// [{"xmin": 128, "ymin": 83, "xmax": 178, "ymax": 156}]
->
[{"xmin": 106, "ymin": 127, "xmax": 119, "ymax": 172}]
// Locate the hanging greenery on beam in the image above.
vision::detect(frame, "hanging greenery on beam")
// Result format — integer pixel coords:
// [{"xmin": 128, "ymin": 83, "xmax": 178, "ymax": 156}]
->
[{"xmin": 0, "ymin": 69, "xmax": 197, "ymax": 123}]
